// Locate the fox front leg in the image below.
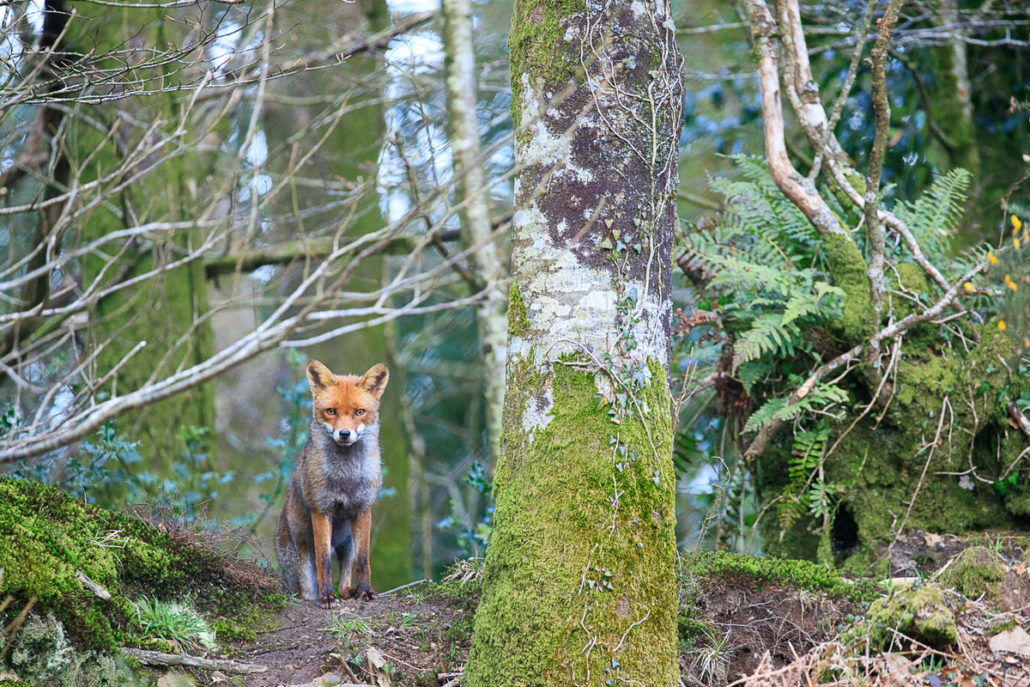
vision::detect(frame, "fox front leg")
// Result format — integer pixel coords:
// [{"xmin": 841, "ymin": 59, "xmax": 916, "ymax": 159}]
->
[
  {"xmin": 311, "ymin": 512, "xmax": 338, "ymax": 608},
  {"xmin": 346, "ymin": 508, "xmax": 377, "ymax": 601}
]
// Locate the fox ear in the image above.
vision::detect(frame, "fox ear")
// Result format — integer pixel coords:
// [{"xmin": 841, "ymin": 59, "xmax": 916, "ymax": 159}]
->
[
  {"xmin": 359, "ymin": 363, "xmax": 389, "ymax": 399},
  {"xmin": 306, "ymin": 360, "xmax": 335, "ymax": 391}
]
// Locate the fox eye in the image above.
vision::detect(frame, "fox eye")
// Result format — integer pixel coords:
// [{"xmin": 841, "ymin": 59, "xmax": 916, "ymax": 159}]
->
[
  {"xmin": 325, "ymin": 408, "xmax": 337, "ymax": 416},
  {"xmin": 354, "ymin": 409, "xmax": 365, "ymax": 416}
]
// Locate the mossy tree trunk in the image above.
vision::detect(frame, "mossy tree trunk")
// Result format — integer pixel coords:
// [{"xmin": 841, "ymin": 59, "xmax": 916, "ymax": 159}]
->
[
  {"xmin": 464, "ymin": 0, "xmax": 684, "ymax": 683},
  {"xmin": 75, "ymin": 7, "xmax": 215, "ymax": 479}
]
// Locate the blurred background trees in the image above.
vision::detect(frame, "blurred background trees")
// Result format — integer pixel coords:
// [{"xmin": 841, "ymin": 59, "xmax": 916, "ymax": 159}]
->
[{"xmin": 0, "ymin": 0, "xmax": 1028, "ymax": 591}]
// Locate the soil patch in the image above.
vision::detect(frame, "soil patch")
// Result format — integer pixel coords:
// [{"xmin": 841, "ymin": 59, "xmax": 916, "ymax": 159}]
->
[
  {"xmin": 230, "ymin": 584, "xmax": 472, "ymax": 687},
  {"xmin": 686, "ymin": 577, "xmax": 856, "ymax": 684}
]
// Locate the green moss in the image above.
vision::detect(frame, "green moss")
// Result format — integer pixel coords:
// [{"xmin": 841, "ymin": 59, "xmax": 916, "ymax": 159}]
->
[
  {"xmin": 865, "ymin": 583, "xmax": 957, "ymax": 649},
  {"xmin": 508, "ymin": 0, "xmax": 587, "ymax": 130},
  {"xmin": 1007, "ymin": 491, "xmax": 1030, "ymax": 517},
  {"xmin": 0, "ymin": 478, "xmax": 275, "ymax": 654},
  {"xmin": 937, "ymin": 546, "xmax": 1006, "ymax": 599},
  {"xmin": 507, "ymin": 282, "xmax": 529, "ymax": 337},
  {"xmin": 895, "ymin": 262, "xmax": 929, "ymax": 296},
  {"xmin": 988, "ymin": 617, "xmax": 1019, "ymax": 636},
  {"xmin": 819, "ymin": 324, "xmax": 1026, "ymax": 568},
  {"xmin": 822, "ymin": 234, "xmax": 874, "ymax": 341},
  {"xmin": 465, "ymin": 356, "xmax": 677, "ymax": 685},
  {"xmin": 688, "ymin": 552, "xmax": 879, "ymax": 602}
]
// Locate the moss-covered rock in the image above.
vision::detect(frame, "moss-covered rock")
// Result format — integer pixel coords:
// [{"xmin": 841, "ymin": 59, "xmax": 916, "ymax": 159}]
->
[
  {"xmin": 866, "ymin": 583, "xmax": 957, "ymax": 649},
  {"xmin": 937, "ymin": 546, "xmax": 1006, "ymax": 599}
]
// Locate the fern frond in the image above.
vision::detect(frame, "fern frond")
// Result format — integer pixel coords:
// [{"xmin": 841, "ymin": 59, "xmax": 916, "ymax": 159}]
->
[
  {"xmin": 733, "ymin": 314, "xmax": 800, "ymax": 368},
  {"xmin": 893, "ymin": 168, "xmax": 971, "ymax": 263},
  {"xmin": 743, "ymin": 385, "xmax": 849, "ymax": 434}
]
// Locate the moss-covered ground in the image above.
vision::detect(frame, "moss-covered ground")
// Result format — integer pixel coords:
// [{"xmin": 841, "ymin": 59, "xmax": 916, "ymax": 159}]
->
[{"xmin": 0, "ymin": 477, "xmax": 281, "ymax": 685}]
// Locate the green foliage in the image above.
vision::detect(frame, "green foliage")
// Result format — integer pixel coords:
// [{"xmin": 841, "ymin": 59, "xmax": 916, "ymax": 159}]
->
[
  {"xmin": 7, "ymin": 422, "xmax": 233, "ymax": 523},
  {"xmin": 438, "ymin": 461, "xmax": 493, "ymax": 554},
  {"xmin": 129, "ymin": 597, "xmax": 216, "ymax": 652},
  {"xmin": 676, "ymin": 154, "xmax": 1030, "ymax": 563},
  {"xmin": 683, "ymin": 156, "xmax": 848, "ymax": 426},
  {"xmin": 893, "ymin": 169, "xmax": 972, "ymax": 261},
  {"xmin": 776, "ymin": 427, "xmax": 845, "ymax": 534}
]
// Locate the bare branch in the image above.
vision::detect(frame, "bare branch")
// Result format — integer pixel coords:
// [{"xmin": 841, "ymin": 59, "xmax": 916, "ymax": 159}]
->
[
  {"xmin": 865, "ymin": 0, "xmax": 905, "ymax": 340},
  {"xmin": 745, "ymin": 0, "xmax": 849, "ymax": 240}
]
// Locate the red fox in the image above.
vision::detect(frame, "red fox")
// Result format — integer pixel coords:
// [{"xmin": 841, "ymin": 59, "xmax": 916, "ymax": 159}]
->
[{"xmin": 277, "ymin": 360, "xmax": 389, "ymax": 608}]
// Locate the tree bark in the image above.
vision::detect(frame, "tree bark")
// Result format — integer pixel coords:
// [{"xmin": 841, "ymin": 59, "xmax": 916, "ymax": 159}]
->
[
  {"xmin": 464, "ymin": 0, "xmax": 683, "ymax": 683},
  {"xmin": 442, "ymin": 0, "xmax": 508, "ymax": 467}
]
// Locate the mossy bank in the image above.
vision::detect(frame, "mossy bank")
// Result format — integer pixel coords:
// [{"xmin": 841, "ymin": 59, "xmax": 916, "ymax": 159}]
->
[{"xmin": 0, "ymin": 478, "xmax": 280, "ymax": 685}]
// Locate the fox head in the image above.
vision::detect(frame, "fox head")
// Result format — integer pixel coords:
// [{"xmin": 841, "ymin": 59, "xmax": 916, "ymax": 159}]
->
[{"xmin": 306, "ymin": 360, "xmax": 389, "ymax": 447}]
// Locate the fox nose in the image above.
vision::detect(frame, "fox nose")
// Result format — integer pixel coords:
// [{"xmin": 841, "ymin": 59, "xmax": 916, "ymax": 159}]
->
[{"xmin": 339, "ymin": 430, "xmax": 351, "ymax": 440}]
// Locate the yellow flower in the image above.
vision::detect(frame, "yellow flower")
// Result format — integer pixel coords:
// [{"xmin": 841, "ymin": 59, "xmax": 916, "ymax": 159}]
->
[
  {"xmin": 988, "ymin": 251, "xmax": 997, "ymax": 265},
  {"xmin": 1005, "ymin": 275, "xmax": 1018, "ymax": 291},
  {"xmin": 1014, "ymin": 214, "xmax": 1024, "ymax": 233},
  {"xmin": 964, "ymin": 281, "xmax": 974, "ymax": 292},
  {"xmin": 1016, "ymin": 237, "xmax": 1022, "ymax": 250},
  {"xmin": 998, "ymin": 320, "xmax": 1007, "ymax": 331}
]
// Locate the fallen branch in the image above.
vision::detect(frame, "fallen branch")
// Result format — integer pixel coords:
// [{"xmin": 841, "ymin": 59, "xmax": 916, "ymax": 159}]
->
[
  {"xmin": 378, "ymin": 578, "xmax": 431, "ymax": 597},
  {"xmin": 75, "ymin": 570, "xmax": 111, "ymax": 601},
  {"xmin": 120, "ymin": 648, "xmax": 267, "ymax": 674},
  {"xmin": 285, "ymin": 676, "xmax": 373, "ymax": 687}
]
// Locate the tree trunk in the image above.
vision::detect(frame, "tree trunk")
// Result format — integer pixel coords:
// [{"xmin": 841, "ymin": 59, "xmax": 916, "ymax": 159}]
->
[
  {"xmin": 76, "ymin": 7, "xmax": 215, "ymax": 484},
  {"xmin": 442, "ymin": 0, "xmax": 508, "ymax": 468},
  {"xmin": 464, "ymin": 0, "xmax": 684, "ymax": 683}
]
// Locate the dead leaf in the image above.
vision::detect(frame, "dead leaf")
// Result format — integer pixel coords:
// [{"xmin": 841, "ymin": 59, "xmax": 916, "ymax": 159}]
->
[
  {"xmin": 365, "ymin": 646, "xmax": 391, "ymax": 687},
  {"xmin": 988, "ymin": 626, "xmax": 1030, "ymax": 658}
]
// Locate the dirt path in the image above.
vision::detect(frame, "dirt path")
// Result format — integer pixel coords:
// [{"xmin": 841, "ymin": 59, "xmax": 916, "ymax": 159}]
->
[{"xmin": 232, "ymin": 588, "xmax": 470, "ymax": 687}]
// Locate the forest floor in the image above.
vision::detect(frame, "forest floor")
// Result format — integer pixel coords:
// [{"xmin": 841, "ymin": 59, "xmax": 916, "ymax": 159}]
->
[
  {"xmin": 225, "ymin": 578, "xmax": 473, "ymax": 687},
  {"xmin": 2, "ymin": 476, "xmax": 1029, "ymax": 687},
  {"xmin": 203, "ymin": 533, "xmax": 1030, "ymax": 687}
]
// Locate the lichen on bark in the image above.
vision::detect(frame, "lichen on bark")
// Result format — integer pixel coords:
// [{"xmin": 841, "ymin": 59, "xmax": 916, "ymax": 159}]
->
[{"xmin": 467, "ymin": 0, "xmax": 684, "ymax": 681}]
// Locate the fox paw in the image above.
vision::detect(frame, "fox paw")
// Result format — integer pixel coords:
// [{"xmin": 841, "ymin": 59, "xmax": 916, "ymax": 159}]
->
[
  {"xmin": 344, "ymin": 583, "xmax": 377, "ymax": 601},
  {"xmin": 319, "ymin": 593, "xmax": 338, "ymax": 609}
]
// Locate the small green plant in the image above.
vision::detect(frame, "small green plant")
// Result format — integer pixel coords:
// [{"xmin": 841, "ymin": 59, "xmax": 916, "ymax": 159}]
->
[
  {"xmin": 438, "ymin": 461, "xmax": 493, "ymax": 554},
  {"xmin": 685, "ymin": 625, "xmax": 730, "ymax": 685},
  {"xmin": 328, "ymin": 617, "xmax": 372, "ymax": 641},
  {"xmin": 130, "ymin": 597, "xmax": 216, "ymax": 652}
]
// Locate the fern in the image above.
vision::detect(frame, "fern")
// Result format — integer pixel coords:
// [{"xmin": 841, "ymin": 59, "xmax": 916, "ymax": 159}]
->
[
  {"xmin": 733, "ymin": 313, "xmax": 799, "ymax": 368},
  {"xmin": 788, "ymin": 429, "xmax": 828, "ymax": 484},
  {"xmin": 685, "ymin": 157, "xmax": 844, "ymax": 381},
  {"xmin": 743, "ymin": 384, "xmax": 849, "ymax": 434},
  {"xmin": 892, "ymin": 168, "xmax": 971, "ymax": 264}
]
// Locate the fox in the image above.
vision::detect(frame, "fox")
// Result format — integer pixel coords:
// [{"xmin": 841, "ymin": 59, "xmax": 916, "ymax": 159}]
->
[{"xmin": 276, "ymin": 360, "xmax": 389, "ymax": 608}]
